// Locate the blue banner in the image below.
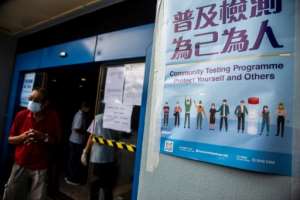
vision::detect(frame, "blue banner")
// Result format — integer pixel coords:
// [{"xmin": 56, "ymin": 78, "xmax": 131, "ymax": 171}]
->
[{"xmin": 160, "ymin": 0, "xmax": 295, "ymax": 175}]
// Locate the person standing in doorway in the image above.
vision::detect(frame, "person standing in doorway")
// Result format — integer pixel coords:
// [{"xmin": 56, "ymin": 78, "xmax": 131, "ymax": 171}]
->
[
  {"xmin": 260, "ymin": 105, "xmax": 270, "ymax": 136},
  {"xmin": 184, "ymin": 97, "xmax": 192, "ymax": 128},
  {"xmin": 217, "ymin": 99, "xmax": 230, "ymax": 132},
  {"xmin": 234, "ymin": 100, "xmax": 248, "ymax": 133},
  {"xmin": 194, "ymin": 100, "xmax": 206, "ymax": 129},
  {"xmin": 162, "ymin": 102, "xmax": 170, "ymax": 128},
  {"xmin": 276, "ymin": 102, "xmax": 287, "ymax": 138},
  {"xmin": 81, "ymin": 113, "xmax": 116, "ymax": 200},
  {"xmin": 3, "ymin": 88, "xmax": 60, "ymax": 200},
  {"xmin": 209, "ymin": 103, "xmax": 217, "ymax": 130},
  {"xmin": 65, "ymin": 102, "xmax": 90, "ymax": 185}
]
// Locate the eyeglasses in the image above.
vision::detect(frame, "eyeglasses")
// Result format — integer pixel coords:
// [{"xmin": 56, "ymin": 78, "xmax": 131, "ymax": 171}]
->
[{"xmin": 28, "ymin": 96, "xmax": 42, "ymax": 103}]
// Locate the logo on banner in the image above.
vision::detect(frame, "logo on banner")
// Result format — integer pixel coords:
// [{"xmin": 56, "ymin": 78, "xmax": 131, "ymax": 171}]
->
[{"xmin": 164, "ymin": 140, "xmax": 174, "ymax": 152}]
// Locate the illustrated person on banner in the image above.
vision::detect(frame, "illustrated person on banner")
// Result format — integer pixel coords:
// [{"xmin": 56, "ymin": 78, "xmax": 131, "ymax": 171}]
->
[
  {"xmin": 194, "ymin": 100, "xmax": 206, "ymax": 129},
  {"xmin": 276, "ymin": 102, "xmax": 287, "ymax": 138},
  {"xmin": 174, "ymin": 102, "xmax": 182, "ymax": 127},
  {"xmin": 217, "ymin": 99, "xmax": 230, "ymax": 132},
  {"xmin": 81, "ymin": 113, "xmax": 116, "ymax": 200},
  {"xmin": 234, "ymin": 100, "xmax": 248, "ymax": 133},
  {"xmin": 260, "ymin": 105, "xmax": 270, "ymax": 136},
  {"xmin": 65, "ymin": 102, "xmax": 90, "ymax": 185},
  {"xmin": 184, "ymin": 97, "xmax": 192, "ymax": 128},
  {"xmin": 209, "ymin": 103, "xmax": 217, "ymax": 130},
  {"xmin": 163, "ymin": 102, "xmax": 170, "ymax": 128},
  {"xmin": 3, "ymin": 88, "xmax": 61, "ymax": 200}
]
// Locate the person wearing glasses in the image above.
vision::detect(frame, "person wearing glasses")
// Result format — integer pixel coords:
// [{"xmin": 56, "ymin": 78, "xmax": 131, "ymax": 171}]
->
[{"xmin": 3, "ymin": 88, "xmax": 61, "ymax": 200}]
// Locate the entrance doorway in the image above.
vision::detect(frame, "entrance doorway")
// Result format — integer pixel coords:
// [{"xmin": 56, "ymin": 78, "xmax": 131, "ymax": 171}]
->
[
  {"xmin": 31, "ymin": 61, "xmax": 145, "ymax": 200},
  {"xmin": 42, "ymin": 64, "xmax": 99, "ymax": 199}
]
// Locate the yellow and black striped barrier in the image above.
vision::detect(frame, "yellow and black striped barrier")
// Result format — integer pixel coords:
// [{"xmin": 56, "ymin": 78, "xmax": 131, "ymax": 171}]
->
[{"xmin": 92, "ymin": 135, "xmax": 136, "ymax": 153}]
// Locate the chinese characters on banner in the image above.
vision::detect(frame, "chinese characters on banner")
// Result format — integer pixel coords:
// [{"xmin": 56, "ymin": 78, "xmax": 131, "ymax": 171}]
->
[
  {"xmin": 166, "ymin": 0, "xmax": 294, "ymax": 64},
  {"xmin": 160, "ymin": 0, "xmax": 295, "ymax": 175},
  {"xmin": 20, "ymin": 73, "xmax": 36, "ymax": 107}
]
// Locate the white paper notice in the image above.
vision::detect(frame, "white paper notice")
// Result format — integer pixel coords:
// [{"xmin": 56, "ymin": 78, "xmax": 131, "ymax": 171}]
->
[
  {"xmin": 103, "ymin": 103, "xmax": 133, "ymax": 133},
  {"xmin": 123, "ymin": 63, "xmax": 145, "ymax": 106},
  {"xmin": 20, "ymin": 73, "xmax": 36, "ymax": 107},
  {"xmin": 104, "ymin": 67, "xmax": 125, "ymax": 104}
]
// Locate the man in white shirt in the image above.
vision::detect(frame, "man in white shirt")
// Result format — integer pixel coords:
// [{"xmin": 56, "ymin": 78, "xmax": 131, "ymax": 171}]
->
[
  {"xmin": 81, "ymin": 114, "xmax": 116, "ymax": 200},
  {"xmin": 65, "ymin": 102, "xmax": 90, "ymax": 185}
]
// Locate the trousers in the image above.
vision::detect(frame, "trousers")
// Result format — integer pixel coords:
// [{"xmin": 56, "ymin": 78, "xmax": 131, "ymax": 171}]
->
[
  {"xmin": 3, "ymin": 163, "xmax": 47, "ymax": 200},
  {"xmin": 88, "ymin": 162, "xmax": 115, "ymax": 200}
]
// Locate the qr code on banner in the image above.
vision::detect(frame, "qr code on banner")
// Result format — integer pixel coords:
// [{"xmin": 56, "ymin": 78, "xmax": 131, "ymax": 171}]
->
[{"xmin": 164, "ymin": 140, "xmax": 174, "ymax": 152}]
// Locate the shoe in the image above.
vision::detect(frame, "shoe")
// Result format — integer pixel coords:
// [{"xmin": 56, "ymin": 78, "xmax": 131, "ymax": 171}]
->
[{"xmin": 64, "ymin": 177, "xmax": 80, "ymax": 186}]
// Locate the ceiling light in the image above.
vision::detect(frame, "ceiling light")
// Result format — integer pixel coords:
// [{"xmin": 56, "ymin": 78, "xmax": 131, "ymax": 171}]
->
[{"xmin": 59, "ymin": 51, "xmax": 68, "ymax": 57}]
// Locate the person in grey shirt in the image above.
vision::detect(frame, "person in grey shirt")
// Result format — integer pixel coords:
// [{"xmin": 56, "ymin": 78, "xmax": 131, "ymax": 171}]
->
[
  {"xmin": 81, "ymin": 113, "xmax": 116, "ymax": 200},
  {"xmin": 65, "ymin": 102, "xmax": 90, "ymax": 185}
]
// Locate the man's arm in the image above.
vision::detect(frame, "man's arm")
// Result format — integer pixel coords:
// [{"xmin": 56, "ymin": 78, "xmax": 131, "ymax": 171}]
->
[
  {"xmin": 234, "ymin": 106, "xmax": 238, "ymax": 115},
  {"xmin": 80, "ymin": 132, "xmax": 94, "ymax": 166},
  {"xmin": 83, "ymin": 133, "xmax": 94, "ymax": 153},
  {"xmin": 8, "ymin": 130, "xmax": 31, "ymax": 145}
]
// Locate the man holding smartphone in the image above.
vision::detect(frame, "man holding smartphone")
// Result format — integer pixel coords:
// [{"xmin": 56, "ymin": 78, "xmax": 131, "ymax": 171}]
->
[{"xmin": 3, "ymin": 88, "xmax": 60, "ymax": 200}]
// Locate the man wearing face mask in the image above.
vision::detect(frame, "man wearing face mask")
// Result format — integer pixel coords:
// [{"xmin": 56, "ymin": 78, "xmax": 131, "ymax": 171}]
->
[
  {"xmin": 234, "ymin": 100, "xmax": 248, "ymax": 133},
  {"xmin": 174, "ymin": 101, "xmax": 182, "ymax": 127},
  {"xmin": 3, "ymin": 88, "xmax": 60, "ymax": 200},
  {"xmin": 65, "ymin": 101, "xmax": 90, "ymax": 185},
  {"xmin": 184, "ymin": 97, "xmax": 192, "ymax": 128},
  {"xmin": 217, "ymin": 99, "xmax": 230, "ymax": 132},
  {"xmin": 194, "ymin": 100, "xmax": 206, "ymax": 129}
]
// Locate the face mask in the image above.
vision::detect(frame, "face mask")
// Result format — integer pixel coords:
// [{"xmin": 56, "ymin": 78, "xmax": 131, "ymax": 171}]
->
[{"xmin": 27, "ymin": 101, "xmax": 42, "ymax": 113}]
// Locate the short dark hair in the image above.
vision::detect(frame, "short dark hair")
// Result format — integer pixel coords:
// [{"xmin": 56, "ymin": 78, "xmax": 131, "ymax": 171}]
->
[
  {"xmin": 33, "ymin": 88, "xmax": 48, "ymax": 103},
  {"xmin": 81, "ymin": 101, "xmax": 90, "ymax": 109}
]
